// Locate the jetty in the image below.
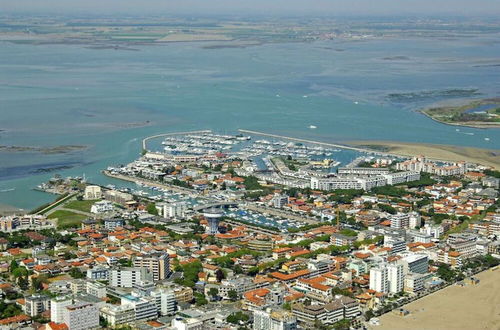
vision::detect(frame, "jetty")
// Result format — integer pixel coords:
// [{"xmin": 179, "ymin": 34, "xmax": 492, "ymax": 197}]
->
[{"xmin": 238, "ymin": 129, "xmax": 377, "ymax": 153}]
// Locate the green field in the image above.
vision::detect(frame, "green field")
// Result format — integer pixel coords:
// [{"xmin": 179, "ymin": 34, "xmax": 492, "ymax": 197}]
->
[
  {"xmin": 48, "ymin": 210, "xmax": 87, "ymax": 229},
  {"xmin": 63, "ymin": 199, "xmax": 99, "ymax": 213}
]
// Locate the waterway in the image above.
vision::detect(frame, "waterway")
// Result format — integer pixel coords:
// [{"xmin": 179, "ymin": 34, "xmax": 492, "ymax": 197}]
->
[{"xmin": 1, "ymin": 34, "xmax": 499, "ymax": 209}]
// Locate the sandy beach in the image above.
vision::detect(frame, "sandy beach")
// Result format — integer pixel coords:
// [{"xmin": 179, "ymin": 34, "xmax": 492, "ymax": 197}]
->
[
  {"xmin": 369, "ymin": 269, "xmax": 500, "ymax": 330},
  {"xmin": 350, "ymin": 140, "xmax": 500, "ymax": 169}
]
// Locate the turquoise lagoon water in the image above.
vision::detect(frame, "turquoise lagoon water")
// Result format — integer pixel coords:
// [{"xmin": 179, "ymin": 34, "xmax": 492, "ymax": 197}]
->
[{"xmin": 0, "ymin": 36, "xmax": 499, "ymax": 209}]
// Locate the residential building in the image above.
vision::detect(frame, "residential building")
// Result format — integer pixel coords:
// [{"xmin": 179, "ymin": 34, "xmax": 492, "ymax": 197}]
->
[
  {"xmin": 86, "ymin": 280, "xmax": 107, "ymax": 299},
  {"xmin": 25, "ymin": 295, "xmax": 50, "ymax": 317},
  {"xmin": 104, "ymin": 218, "xmax": 125, "ymax": 230},
  {"xmin": 110, "ymin": 267, "xmax": 152, "ymax": 288},
  {"xmin": 292, "ymin": 297, "xmax": 360, "ymax": 326},
  {"xmin": 84, "ymin": 185, "xmax": 102, "ymax": 200},
  {"xmin": 387, "ymin": 263, "xmax": 404, "ymax": 294},
  {"xmin": 121, "ymin": 295, "xmax": 158, "ymax": 321},
  {"xmin": 402, "ymin": 254, "xmax": 428, "ymax": 274},
  {"xmin": 63, "ymin": 302, "xmax": 99, "ymax": 330},
  {"xmin": 87, "ymin": 267, "xmax": 109, "ymax": 281},
  {"xmin": 253, "ymin": 308, "xmax": 297, "ymax": 330},
  {"xmin": 369, "ymin": 266, "xmax": 388, "ymax": 293},
  {"xmin": 100, "ymin": 304, "xmax": 135, "ymax": 326},
  {"xmin": 133, "ymin": 253, "xmax": 170, "ymax": 282},
  {"xmin": 51, "ymin": 296, "xmax": 73, "ymax": 323}
]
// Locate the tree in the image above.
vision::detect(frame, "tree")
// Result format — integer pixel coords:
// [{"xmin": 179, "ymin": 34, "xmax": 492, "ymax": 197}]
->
[
  {"xmin": 215, "ymin": 269, "xmax": 225, "ymax": 282},
  {"xmin": 146, "ymin": 203, "xmax": 158, "ymax": 215},
  {"xmin": 194, "ymin": 292, "xmax": 208, "ymax": 306},
  {"xmin": 69, "ymin": 267, "xmax": 85, "ymax": 279},
  {"xmin": 437, "ymin": 263, "xmax": 456, "ymax": 282},
  {"xmin": 226, "ymin": 311, "xmax": 249, "ymax": 324},
  {"xmin": 379, "ymin": 204, "xmax": 397, "ymax": 215},
  {"xmin": 209, "ymin": 287, "xmax": 219, "ymax": 298},
  {"xmin": 228, "ymin": 289, "xmax": 238, "ymax": 301},
  {"xmin": 365, "ymin": 309, "xmax": 375, "ymax": 321},
  {"xmin": 12, "ymin": 267, "xmax": 28, "ymax": 279}
]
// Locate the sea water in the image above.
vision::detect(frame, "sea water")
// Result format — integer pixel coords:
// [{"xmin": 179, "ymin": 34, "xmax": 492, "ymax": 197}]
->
[{"xmin": 1, "ymin": 35, "xmax": 499, "ymax": 209}]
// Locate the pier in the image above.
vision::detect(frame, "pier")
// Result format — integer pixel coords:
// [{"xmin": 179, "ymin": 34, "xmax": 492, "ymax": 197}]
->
[{"xmin": 238, "ymin": 129, "xmax": 370, "ymax": 152}]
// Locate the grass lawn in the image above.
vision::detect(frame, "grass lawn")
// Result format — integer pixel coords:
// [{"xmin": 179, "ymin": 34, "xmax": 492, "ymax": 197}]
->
[
  {"xmin": 48, "ymin": 210, "xmax": 87, "ymax": 229},
  {"xmin": 63, "ymin": 199, "xmax": 99, "ymax": 213}
]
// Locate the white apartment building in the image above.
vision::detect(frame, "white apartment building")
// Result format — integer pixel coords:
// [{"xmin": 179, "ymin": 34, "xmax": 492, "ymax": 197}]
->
[
  {"xmin": 90, "ymin": 200, "xmax": 114, "ymax": 214},
  {"xmin": 110, "ymin": 267, "xmax": 152, "ymax": 288},
  {"xmin": 404, "ymin": 272, "xmax": 428, "ymax": 293},
  {"xmin": 63, "ymin": 302, "xmax": 99, "ymax": 330},
  {"xmin": 86, "ymin": 280, "xmax": 107, "ymax": 298},
  {"xmin": 390, "ymin": 213, "xmax": 410, "ymax": 229},
  {"xmin": 408, "ymin": 212, "xmax": 422, "ymax": 229},
  {"xmin": 51, "ymin": 296, "xmax": 73, "ymax": 323},
  {"xmin": 387, "ymin": 263, "xmax": 404, "ymax": 294},
  {"xmin": 25, "ymin": 295, "xmax": 50, "ymax": 317},
  {"xmin": 337, "ymin": 167, "xmax": 390, "ymax": 176},
  {"xmin": 384, "ymin": 234, "xmax": 406, "ymax": 254},
  {"xmin": 100, "ymin": 304, "xmax": 135, "ymax": 326},
  {"xmin": 157, "ymin": 202, "xmax": 188, "ymax": 219},
  {"xmin": 402, "ymin": 254, "xmax": 429, "ymax": 274},
  {"xmin": 369, "ymin": 267, "xmax": 388, "ymax": 293},
  {"xmin": 383, "ymin": 171, "xmax": 420, "ymax": 185},
  {"xmin": 160, "ymin": 290, "xmax": 177, "ymax": 316},
  {"xmin": 420, "ymin": 224, "xmax": 444, "ymax": 239},
  {"xmin": 254, "ymin": 309, "xmax": 297, "ymax": 330},
  {"xmin": 121, "ymin": 295, "xmax": 158, "ymax": 321}
]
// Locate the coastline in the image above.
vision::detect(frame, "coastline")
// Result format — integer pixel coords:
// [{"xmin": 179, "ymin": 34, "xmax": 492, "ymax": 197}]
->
[{"xmin": 349, "ymin": 140, "xmax": 500, "ymax": 169}]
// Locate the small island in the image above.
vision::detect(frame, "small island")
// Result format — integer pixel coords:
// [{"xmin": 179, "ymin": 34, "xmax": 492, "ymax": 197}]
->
[{"xmin": 421, "ymin": 98, "xmax": 500, "ymax": 128}]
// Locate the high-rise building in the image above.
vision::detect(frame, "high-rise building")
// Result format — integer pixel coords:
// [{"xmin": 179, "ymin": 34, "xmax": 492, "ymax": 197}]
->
[
  {"xmin": 272, "ymin": 194, "xmax": 289, "ymax": 208},
  {"xmin": 402, "ymin": 254, "xmax": 428, "ymax": 274},
  {"xmin": 133, "ymin": 253, "xmax": 170, "ymax": 282},
  {"xmin": 50, "ymin": 296, "xmax": 73, "ymax": 323},
  {"xmin": 63, "ymin": 302, "xmax": 99, "ymax": 330},
  {"xmin": 160, "ymin": 290, "xmax": 177, "ymax": 316},
  {"xmin": 387, "ymin": 263, "xmax": 404, "ymax": 294},
  {"xmin": 390, "ymin": 213, "xmax": 410, "ymax": 229},
  {"xmin": 369, "ymin": 266, "xmax": 388, "ymax": 293},
  {"xmin": 408, "ymin": 212, "xmax": 422, "ymax": 229},
  {"xmin": 203, "ymin": 207, "xmax": 223, "ymax": 235},
  {"xmin": 110, "ymin": 267, "xmax": 152, "ymax": 288},
  {"xmin": 25, "ymin": 295, "xmax": 50, "ymax": 317}
]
